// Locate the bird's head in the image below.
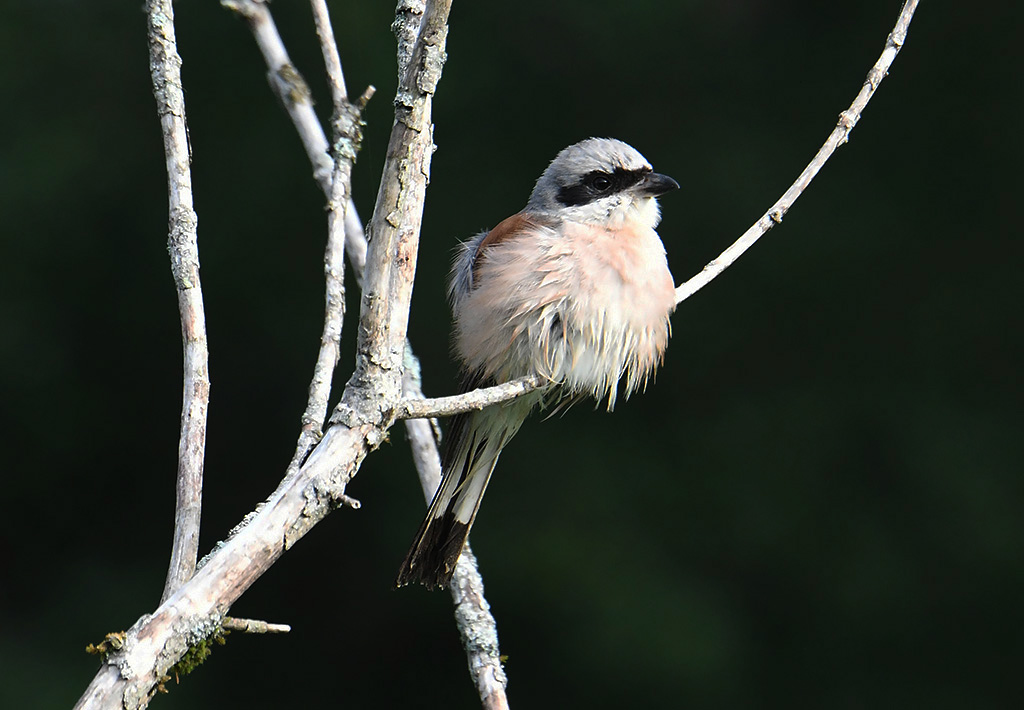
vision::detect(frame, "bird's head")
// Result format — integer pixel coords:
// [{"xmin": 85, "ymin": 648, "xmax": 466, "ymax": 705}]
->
[{"xmin": 526, "ymin": 137, "xmax": 678, "ymax": 230}]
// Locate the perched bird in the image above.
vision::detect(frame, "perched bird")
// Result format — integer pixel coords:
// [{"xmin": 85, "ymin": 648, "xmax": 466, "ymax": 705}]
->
[{"xmin": 396, "ymin": 138, "xmax": 678, "ymax": 589}]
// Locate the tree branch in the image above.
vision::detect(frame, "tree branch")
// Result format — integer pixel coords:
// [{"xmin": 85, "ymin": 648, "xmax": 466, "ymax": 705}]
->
[
  {"xmin": 221, "ymin": 617, "xmax": 292, "ymax": 634},
  {"xmin": 147, "ymin": 0, "xmax": 211, "ymax": 606},
  {"xmin": 310, "ymin": 0, "xmax": 348, "ymax": 103},
  {"xmin": 305, "ymin": 6, "xmax": 510, "ymax": 705},
  {"xmin": 224, "ymin": 0, "xmax": 374, "ymax": 472},
  {"xmin": 450, "ymin": 551, "xmax": 511, "ymax": 710},
  {"xmin": 397, "ymin": 374, "xmax": 546, "ymax": 420},
  {"xmin": 222, "ymin": 0, "xmax": 367, "ymax": 266},
  {"xmin": 223, "ymin": 4, "xmax": 509, "ymax": 708},
  {"xmin": 288, "ymin": 190, "xmax": 347, "ymax": 469},
  {"xmin": 285, "ymin": 1, "xmax": 376, "ymax": 471},
  {"xmin": 323, "ymin": 14, "xmax": 512, "ymax": 708},
  {"xmin": 402, "ymin": 354, "xmax": 511, "ymax": 708},
  {"xmin": 674, "ymin": 0, "xmax": 920, "ymax": 305},
  {"xmin": 336, "ymin": 0, "xmax": 450, "ymax": 415},
  {"xmin": 222, "ymin": 0, "xmax": 331, "ymax": 190},
  {"xmin": 74, "ymin": 3, "xmax": 452, "ymax": 708},
  {"xmin": 75, "ymin": 422, "xmax": 379, "ymax": 710}
]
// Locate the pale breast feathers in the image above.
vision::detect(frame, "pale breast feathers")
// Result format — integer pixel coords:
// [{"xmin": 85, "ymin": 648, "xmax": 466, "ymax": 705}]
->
[{"xmin": 450, "ymin": 213, "xmax": 675, "ymax": 407}]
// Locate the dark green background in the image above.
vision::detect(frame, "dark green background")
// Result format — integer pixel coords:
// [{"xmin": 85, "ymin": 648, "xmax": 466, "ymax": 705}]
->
[{"xmin": 3, "ymin": 1, "xmax": 1020, "ymax": 708}]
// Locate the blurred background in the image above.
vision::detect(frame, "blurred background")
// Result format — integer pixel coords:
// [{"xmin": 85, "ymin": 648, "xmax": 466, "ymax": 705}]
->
[{"xmin": 2, "ymin": 1, "xmax": 1021, "ymax": 708}]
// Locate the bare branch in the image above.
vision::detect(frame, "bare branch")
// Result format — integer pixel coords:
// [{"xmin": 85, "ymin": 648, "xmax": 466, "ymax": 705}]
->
[
  {"xmin": 451, "ymin": 551, "xmax": 511, "ymax": 710},
  {"xmin": 305, "ymin": 9, "xmax": 513, "ymax": 698},
  {"xmin": 221, "ymin": 617, "xmax": 292, "ymax": 634},
  {"xmin": 223, "ymin": 11, "xmax": 508, "ymax": 706},
  {"xmin": 222, "ymin": 0, "xmax": 348, "ymax": 470},
  {"xmin": 345, "ymin": 202, "xmax": 369, "ymax": 285},
  {"xmin": 402, "ymin": 356, "xmax": 511, "ymax": 708},
  {"xmin": 337, "ymin": 0, "xmax": 451, "ymax": 413},
  {"xmin": 286, "ymin": 3, "xmax": 377, "ymax": 469},
  {"xmin": 222, "ymin": 0, "xmax": 366, "ymax": 269},
  {"xmin": 147, "ymin": 0, "xmax": 211, "ymax": 605},
  {"xmin": 288, "ymin": 208, "xmax": 346, "ymax": 469},
  {"xmin": 310, "ymin": 0, "xmax": 349, "ymax": 104},
  {"xmin": 222, "ymin": 0, "xmax": 332, "ymax": 190},
  {"xmin": 75, "ymin": 422, "xmax": 378, "ymax": 710},
  {"xmin": 225, "ymin": 1, "xmax": 377, "ymax": 473},
  {"xmin": 674, "ymin": 0, "xmax": 920, "ymax": 305},
  {"xmin": 311, "ymin": 11, "xmax": 509, "ymax": 705},
  {"xmin": 75, "ymin": 3, "xmax": 454, "ymax": 707},
  {"xmin": 397, "ymin": 375, "xmax": 546, "ymax": 420}
]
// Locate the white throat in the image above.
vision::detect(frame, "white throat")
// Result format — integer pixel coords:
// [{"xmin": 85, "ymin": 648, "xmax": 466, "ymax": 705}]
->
[{"xmin": 553, "ymin": 192, "xmax": 663, "ymax": 231}]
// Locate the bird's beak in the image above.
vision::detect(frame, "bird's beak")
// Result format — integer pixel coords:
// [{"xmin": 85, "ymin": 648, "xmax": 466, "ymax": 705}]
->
[{"xmin": 639, "ymin": 172, "xmax": 680, "ymax": 197}]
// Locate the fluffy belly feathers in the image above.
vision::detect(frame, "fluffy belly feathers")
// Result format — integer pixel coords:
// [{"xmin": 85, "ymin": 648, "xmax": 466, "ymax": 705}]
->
[{"xmin": 454, "ymin": 220, "xmax": 675, "ymax": 407}]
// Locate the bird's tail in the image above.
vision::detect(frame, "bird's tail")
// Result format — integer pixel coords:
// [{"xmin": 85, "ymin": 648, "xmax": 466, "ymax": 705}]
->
[{"xmin": 396, "ymin": 397, "xmax": 535, "ymax": 589}]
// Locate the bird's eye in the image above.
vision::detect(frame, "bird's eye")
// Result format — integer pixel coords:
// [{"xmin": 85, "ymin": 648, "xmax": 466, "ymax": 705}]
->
[{"xmin": 588, "ymin": 174, "xmax": 612, "ymax": 192}]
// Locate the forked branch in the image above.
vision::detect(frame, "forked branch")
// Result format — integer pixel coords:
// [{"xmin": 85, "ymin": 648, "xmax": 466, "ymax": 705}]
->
[
  {"xmin": 223, "ymin": 4, "xmax": 509, "ymax": 706},
  {"xmin": 74, "ymin": 3, "xmax": 453, "ymax": 708}
]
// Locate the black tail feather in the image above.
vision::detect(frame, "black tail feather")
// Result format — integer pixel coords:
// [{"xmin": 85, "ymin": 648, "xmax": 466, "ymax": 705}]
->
[
  {"xmin": 394, "ymin": 510, "xmax": 470, "ymax": 590},
  {"xmin": 395, "ymin": 374, "xmax": 541, "ymax": 590},
  {"xmin": 395, "ymin": 407, "xmax": 476, "ymax": 589}
]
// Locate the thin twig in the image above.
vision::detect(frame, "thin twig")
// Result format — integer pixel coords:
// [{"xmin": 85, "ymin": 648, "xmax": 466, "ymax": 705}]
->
[
  {"xmin": 284, "ymin": 0, "xmax": 366, "ymax": 470},
  {"xmin": 344, "ymin": 205, "xmax": 368, "ymax": 286},
  {"xmin": 397, "ymin": 375, "xmax": 545, "ymax": 420},
  {"xmin": 148, "ymin": 0, "xmax": 211, "ymax": 605},
  {"xmin": 675, "ymin": 0, "xmax": 920, "ymax": 305},
  {"xmin": 222, "ymin": 617, "xmax": 292, "ymax": 634},
  {"xmin": 221, "ymin": 0, "xmax": 346, "ymax": 470},
  {"xmin": 222, "ymin": 0, "xmax": 366, "ymax": 267},
  {"xmin": 310, "ymin": 0, "xmax": 348, "ymax": 102},
  {"xmin": 288, "ymin": 215, "xmax": 346, "ymax": 469},
  {"xmin": 222, "ymin": 0, "xmax": 331, "ymax": 190},
  {"xmin": 225, "ymin": 1, "xmax": 377, "ymax": 474}
]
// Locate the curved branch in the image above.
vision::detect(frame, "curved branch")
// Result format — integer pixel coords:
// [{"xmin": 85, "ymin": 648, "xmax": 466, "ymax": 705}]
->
[
  {"xmin": 675, "ymin": 0, "xmax": 920, "ymax": 305},
  {"xmin": 148, "ymin": 0, "xmax": 211, "ymax": 606}
]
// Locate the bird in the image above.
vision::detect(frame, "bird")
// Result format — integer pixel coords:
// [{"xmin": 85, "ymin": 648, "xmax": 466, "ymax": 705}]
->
[{"xmin": 396, "ymin": 137, "xmax": 678, "ymax": 589}]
